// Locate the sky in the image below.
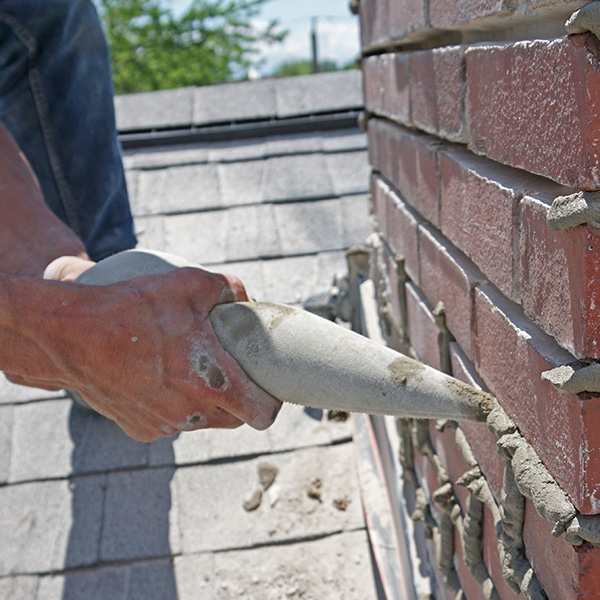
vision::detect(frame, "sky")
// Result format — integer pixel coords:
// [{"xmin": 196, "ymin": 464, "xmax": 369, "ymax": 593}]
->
[{"xmin": 170, "ymin": 0, "xmax": 361, "ymax": 75}]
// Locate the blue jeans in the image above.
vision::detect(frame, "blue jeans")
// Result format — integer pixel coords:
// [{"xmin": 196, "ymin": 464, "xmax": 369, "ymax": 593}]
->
[{"xmin": 0, "ymin": 0, "xmax": 136, "ymax": 261}]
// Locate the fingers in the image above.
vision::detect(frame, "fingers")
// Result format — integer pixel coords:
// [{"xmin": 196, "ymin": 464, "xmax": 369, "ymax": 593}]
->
[
  {"xmin": 44, "ymin": 255, "xmax": 96, "ymax": 282},
  {"xmin": 4, "ymin": 372, "xmax": 63, "ymax": 391}
]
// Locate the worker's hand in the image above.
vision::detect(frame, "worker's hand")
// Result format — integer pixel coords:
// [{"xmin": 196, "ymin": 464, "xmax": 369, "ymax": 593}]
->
[
  {"xmin": 43, "ymin": 255, "xmax": 96, "ymax": 282},
  {"xmin": 6, "ymin": 268, "xmax": 282, "ymax": 441}
]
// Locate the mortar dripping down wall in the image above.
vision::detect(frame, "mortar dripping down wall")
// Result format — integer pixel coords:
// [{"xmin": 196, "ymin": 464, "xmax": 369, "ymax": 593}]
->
[{"xmin": 366, "ymin": 234, "xmax": 600, "ymax": 599}]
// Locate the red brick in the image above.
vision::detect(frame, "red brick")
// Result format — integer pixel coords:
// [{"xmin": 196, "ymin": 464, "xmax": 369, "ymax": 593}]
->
[
  {"xmin": 394, "ymin": 127, "xmax": 440, "ymax": 226},
  {"xmin": 366, "ymin": 118, "xmax": 379, "ymax": 172},
  {"xmin": 454, "ymin": 525, "xmax": 488, "ymax": 600},
  {"xmin": 409, "ymin": 47, "xmax": 466, "ymax": 143},
  {"xmin": 362, "ymin": 55, "xmax": 381, "ymax": 114},
  {"xmin": 388, "ymin": 0, "xmax": 428, "ymax": 42},
  {"xmin": 381, "ymin": 242, "xmax": 411, "ymax": 355},
  {"xmin": 450, "ymin": 342, "xmax": 505, "ymax": 500},
  {"xmin": 429, "ymin": 0, "xmax": 583, "ymax": 32},
  {"xmin": 466, "ymin": 35, "xmax": 600, "ymax": 189},
  {"xmin": 385, "ymin": 184, "xmax": 421, "ymax": 284},
  {"xmin": 358, "ymin": 0, "xmax": 389, "ymax": 47},
  {"xmin": 439, "ymin": 146, "xmax": 524, "ymax": 300},
  {"xmin": 520, "ymin": 193, "xmax": 600, "ymax": 359},
  {"xmin": 474, "ymin": 283, "xmax": 600, "ymax": 513},
  {"xmin": 480, "ymin": 507, "xmax": 522, "ymax": 600},
  {"xmin": 418, "ymin": 224, "xmax": 484, "ymax": 362},
  {"xmin": 430, "ymin": 0, "xmax": 506, "ymax": 28},
  {"xmin": 523, "ymin": 499, "xmax": 581, "ymax": 599},
  {"xmin": 405, "ymin": 281, "xmax": 442, "ymax": 370},
  {"xmin": 429, "ymin": 422, "xmax": 472, "ymax": 509},
  {"xmin": 380, "ymin": 53, "xmax": 410, "ymax": 123}
]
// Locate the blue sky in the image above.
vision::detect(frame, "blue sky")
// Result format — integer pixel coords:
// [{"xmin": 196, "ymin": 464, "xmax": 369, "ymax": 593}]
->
[{"xmin": 170, "ymin": 0, "xmax": 361, "ymax": 75}]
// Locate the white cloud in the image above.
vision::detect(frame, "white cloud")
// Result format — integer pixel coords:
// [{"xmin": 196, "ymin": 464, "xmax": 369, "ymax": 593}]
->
[{"xmin": 252, "ymin": 18, "xmax": 360, "ymax": 75}]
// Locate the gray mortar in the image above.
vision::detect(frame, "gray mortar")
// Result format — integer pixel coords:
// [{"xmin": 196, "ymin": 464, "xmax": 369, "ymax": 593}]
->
[
  {"xmin": 566, "ymin": 1, "xmax": 600, "ymax": 38},
  {"xmin": 498, "ymin": 432, "xmax": 577, "ymax": 536},
  {"xmin": 541, "ymin": 361, "xmax": 600, "ymax": 394},
  {"xmin": 546, "ymin": 191, "xmax": 600, "ymax": 231}
]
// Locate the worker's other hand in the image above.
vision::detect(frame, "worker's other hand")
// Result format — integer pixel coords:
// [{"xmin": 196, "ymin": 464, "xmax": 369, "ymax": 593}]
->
[
  {"xmin": 6, "ymin": 268, "xmax": 282, "ymax": 441},
  {"xmin": 43, "ymin": 255, "xmax": 96, "ymax": 282}
]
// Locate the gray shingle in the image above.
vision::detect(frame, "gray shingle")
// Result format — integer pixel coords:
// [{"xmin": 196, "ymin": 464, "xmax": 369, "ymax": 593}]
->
[
  {"xmin": 261, "ymin": 255, "xmax": 319, "ymax": 304},
  {"xmin": 264, "ymin": 132, "xmax": 324, "ymax": 156},
  {"xmin": 136, "ymin": 163, "xmax": 220, "ymax": 215},
  {"xmin": 123, "ymin": 144, "xmax": 209, "ymax": 170},
  {"xmin": 8, "ymin": 400, "xmax": 74, "ymax": 483},
  {"xmin": 163, "ymin": 211, "xmax": 227, "ymax": 265},
  {"xmin": 37, "ymin": 567, "xmax": 128, "ymax": 600},
  {"xmin": 0, "ymin": 480, "xmax": 71, "ymax": 574},
  {"xmin": 115, "ymin": 87, "xmax": 194, "ymax": 132},
  {"xmin": 193, "ymin": 79, "xmax": 276, "ymax": 125},
  {"xmin": 149, "ymin": 403, "xmax": 351, "ymax": 467},
  {"xmin": 127, "ymin": 560, "xmax": 178, "ymax": 600},
  {"xmin": 207, "ymin": 137, "xmax": 266, "ymax": 163},
  {"xmin": 340, "ymin": 194, "xmax": 373, "ymax": 247},
  {"xmin": 0, "ymin": 575, "xmax": 38, "ymax": 600},
  {"xmin": 274, "ymin": 199, "xmax": 343, "ymax": 256},
  {"xmin": 174, "ymin": 444, "xmax": 364, "ymax": 554},
  {"xmin": 64, "ymin": 475, "xmax": 106, "ymax": 568},
  {"xmin": 263, "ymin": 154, "xmax": 334, "ymax": 202},
  {"xmin": 275, "ymin": 70, "xmax": 363, "ymax": 119},
  {"xmin": 326, "ymin": 150, "xmax": 370, "ymax": 196},
  {"xmin": 100, "ymin": 468, "xmax": 178, "ymax": 562},
  {"xmin": 71, "ymin": 412, "xmax": 149, "ymax": 474},
  {"xmin": 316, "ymin": 250, "xmax": 349, "ymax": 293},
  {"xmin": 323, "ymin": 129, "xmax": 367, "ymax": 152},
  {"xmin": 135, "ymin": 215, "xmax": 166, "ymax": 249},
  {"xmin": 224, "ymin": 204, "xmax": 281, "ymax": 262},
  {"xmin": 0, "ymin": 374, "xmax": 64, "ymax": 405},
  {"xmin": 208, "ymin": 531, "xmax": 377, "ymax": 599},
  {"xmin": 217, "ymin": 160, "xmax": 265, "ymax": 207},
  {"xmin": 0, "ymin": 405, "xmax": 13, "ymax": 484}
]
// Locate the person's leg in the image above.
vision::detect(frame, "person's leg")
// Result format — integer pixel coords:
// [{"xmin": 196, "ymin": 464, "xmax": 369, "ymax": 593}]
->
[{"xmin": 0, "ymin": 0, "xmax": 136, "ymax": 261}]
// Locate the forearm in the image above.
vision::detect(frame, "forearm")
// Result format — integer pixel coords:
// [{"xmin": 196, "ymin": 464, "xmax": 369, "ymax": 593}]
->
[
  {"xmin": 0, "ymin": 274, "xmax": 79, "ymax": 381},
  {"xmin": 0, "ymin": 123, "xmax": 87, "ymax": 277}
]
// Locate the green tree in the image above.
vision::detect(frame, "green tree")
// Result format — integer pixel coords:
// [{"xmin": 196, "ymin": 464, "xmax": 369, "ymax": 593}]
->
[
  {"xmin": 270, "ymin": 58, "xmax": 359, "ymax": 78},
  {"xmin": 98, "ymin": 0, "xmax": 285, "ymax": 94}
]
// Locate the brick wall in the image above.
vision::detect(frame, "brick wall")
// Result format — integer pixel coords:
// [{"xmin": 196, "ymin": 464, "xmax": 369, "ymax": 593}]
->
[{"xmin": 358, "ymin": 0, "xmax": 600, "ymax": 597}]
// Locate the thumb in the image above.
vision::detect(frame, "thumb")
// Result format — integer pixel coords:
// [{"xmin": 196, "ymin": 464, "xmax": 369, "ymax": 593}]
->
[{"xmin": 44, "ymin": 255, "xmax": 96, "ymax": 282}]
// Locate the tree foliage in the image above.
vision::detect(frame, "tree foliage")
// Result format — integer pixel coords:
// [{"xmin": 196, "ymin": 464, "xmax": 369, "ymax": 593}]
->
[
  {"xmin": 98, "ymin": 0, "xmax": 285, "ymax": 94},
  {"xmin": 270, "ymin": 59, "xmax": 358, "ymax": 78}
]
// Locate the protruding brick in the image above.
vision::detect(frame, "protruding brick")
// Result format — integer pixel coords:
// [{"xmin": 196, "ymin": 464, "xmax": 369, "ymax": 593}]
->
[
  {"xmin": 409, "ymin": 47, "xmax": 466, "ymax": 143},
  {"xmin": 520, "ymin": 193, "xmax": 600, "ymax": 359},
  {"xmin": 474, "ymin": 283, "xmax": 600, "ymax": 513},
  {"xmin": 418, "ymin": 224, "xmax": 484, "ymax": 361},
  {"xmin": 440, "ymin": 145, "xmax": 527, "ymax": 300},
  {"xmin": 466, "ymin": 35, "xmax": 600, "ymax": 189}
]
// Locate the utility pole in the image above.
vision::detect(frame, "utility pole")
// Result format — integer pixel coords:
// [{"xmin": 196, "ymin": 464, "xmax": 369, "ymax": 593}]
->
[{"xmin": 311, "ymin": 17, "xmax": 319, "ymax": 73}]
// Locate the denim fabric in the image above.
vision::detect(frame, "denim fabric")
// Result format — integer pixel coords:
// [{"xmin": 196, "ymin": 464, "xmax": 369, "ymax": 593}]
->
[{"xmin": 0, "ymin": 0, "xmax": 136, "ymax": 261}]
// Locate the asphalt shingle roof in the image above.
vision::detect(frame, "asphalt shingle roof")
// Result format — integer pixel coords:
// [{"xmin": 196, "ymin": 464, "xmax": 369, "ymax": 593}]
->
[{"xmin": 0, "ymin": 70, "xmax": 377, "ymax": 599}]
